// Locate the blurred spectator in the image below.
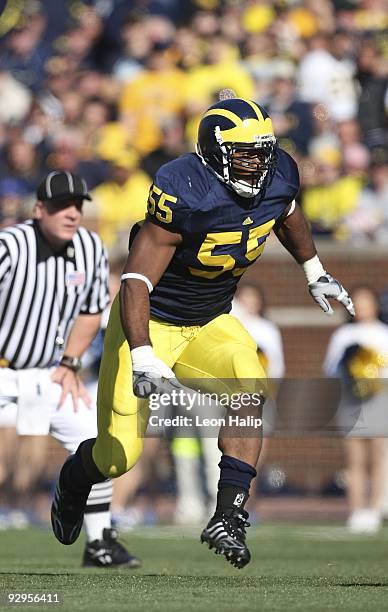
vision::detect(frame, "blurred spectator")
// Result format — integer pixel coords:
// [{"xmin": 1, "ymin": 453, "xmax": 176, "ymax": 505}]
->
[
  {"xmin": 267, "ymin": 62, "xmax": 314, "ymax": 155},
  {"xmin": 336, "ymin": 120, "xmax": 370, "ymax": 176},
  {"xmin": 53, "ymin": 7, "xmax": 103, "ymax": 73},
  {"xmin": 0, "ymin": 178, "xmax": 29, "ymax": 228},
  {"xmin": 141, "ymin": 116, "xmax": 187, "ymax": 178},
  {"xmin": 355, "ymin": 39, "xmax": 388, "ymax": 149},
  {"xmin": 88, "ymin": 150, "xmax": 150, "ymax": 253},
  {"xmin": 81, "ymin": 98, "xmax": 113, "ymax": 151},
  {"xmin": 298, "ymin": 33, "xmax": 357, "ymax": 122},
  {"xmin": 2, "ymin": 139, "xmax": 44, "ymax": 196},
  {"xmin": 324, "ymin": 286, "xmax": 388, "ymax": 533},
  {"xmin": 0, "ymin": 70, "xmax": 32, "ymax": 125},
  {"xmin": 112, "ymin": 13, "xmax": 176, "ymax": 81},
  {"xmin": 344, "ymin": 159, "xmax": 388, "ymax": 241},
  {"xmin": 45, "ymin": 128, "xmax": 108, "ymax": 191},
  {"xmin": 175, "ymin": 26, "xmax": 203, "ymax": 70},
  {"xmin": 232, "ymin": 283, "xmax": 284, "ymax": 379},
  {"xmin": 186, "ymin": 35, "xmax": 255, "ymax": 107},
  {"xmin": 241, "ymin": 32, "xmax": 279, "ymax": 103},
  {"xmin": 0, "ymin": 6, "xmax": 51, "ymax": 92},
  {"xmin": 301, "ymin": 149, "xmax": 364, "ymax": 237},
  {"xmin": 112, "ymin": 14, "xmax": 152, "ymax": 83},
  {"xmin": 119, "ymin": 41, "xmax": 187, "ymax": 154}
]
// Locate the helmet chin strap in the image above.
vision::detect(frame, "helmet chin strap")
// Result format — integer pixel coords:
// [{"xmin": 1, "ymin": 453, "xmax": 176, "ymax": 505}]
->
[
  {"xmin": 230, "ymin": 168, "xmax": 269, "ymax": 198},
  {"xmin": 230, "ymin": 181, "xmax": 261, "ymax": 198}
]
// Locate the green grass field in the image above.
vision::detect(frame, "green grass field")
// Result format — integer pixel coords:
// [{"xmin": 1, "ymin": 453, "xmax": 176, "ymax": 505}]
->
[{"xmin": 0, "ymin": 524, "xmax": 387, "ymax": 611}]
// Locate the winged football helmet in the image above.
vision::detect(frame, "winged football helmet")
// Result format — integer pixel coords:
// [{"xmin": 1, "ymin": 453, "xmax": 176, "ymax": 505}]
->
[{"xmin": 197, "ymin": 98, "xmax": 277, "ymax": 198}]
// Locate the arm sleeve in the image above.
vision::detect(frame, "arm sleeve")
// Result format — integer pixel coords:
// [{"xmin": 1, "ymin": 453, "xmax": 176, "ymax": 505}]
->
[
  {"xmin": 146, "ymin": 170, "xmax": 191, "ymax": 234},
  {"xmin": 0, "ymin": 240, "xmax": 11, "ymax": 288},
  {"xmin": 80, "ymin": 237, "xmax": 110, "ymax": 314}
]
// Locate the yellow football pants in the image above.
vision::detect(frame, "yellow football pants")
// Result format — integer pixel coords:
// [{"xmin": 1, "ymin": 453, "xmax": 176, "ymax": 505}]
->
[{"xmin": 93, "ymin": 295, "xmax": 266, "ymax": 477}]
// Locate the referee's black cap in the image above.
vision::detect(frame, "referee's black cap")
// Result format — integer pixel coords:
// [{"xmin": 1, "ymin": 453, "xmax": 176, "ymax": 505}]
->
[{"xmin": 37, "ymin": 170, "xmax": 92, "ymax": 203}]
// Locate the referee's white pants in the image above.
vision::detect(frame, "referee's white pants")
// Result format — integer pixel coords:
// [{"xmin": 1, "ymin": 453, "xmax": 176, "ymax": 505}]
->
[{"xmin": 0, "ymin": 368, "xmax": 112, "ymax": 513}]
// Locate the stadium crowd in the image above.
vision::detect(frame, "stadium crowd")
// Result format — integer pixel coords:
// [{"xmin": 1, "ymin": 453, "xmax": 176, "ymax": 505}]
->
[
  {"xmin": 0, "ymin": 0, "xmax": 387, "ymax": 249},
  {"xmin": 0, "ymin": 0, "xmax": 388, "ymax": 532}
]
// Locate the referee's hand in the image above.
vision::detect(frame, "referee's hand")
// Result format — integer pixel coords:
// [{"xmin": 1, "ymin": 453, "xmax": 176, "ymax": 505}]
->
[{"xmin": 51, "ymin": 366, "xmax": 92, "ymax": 412}]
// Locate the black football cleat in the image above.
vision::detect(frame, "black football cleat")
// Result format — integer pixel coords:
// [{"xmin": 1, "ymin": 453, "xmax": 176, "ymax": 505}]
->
[
  {"xmin": 200, "ymin": 508, "xmax": 251, "ymax": 569},
  {"xmin": 51, "ymin": 457, "xmax": 90, "ymax": 545},
  {"xmin": 82, "ymin": 528, "xmax": 142, "ymax": 568}
]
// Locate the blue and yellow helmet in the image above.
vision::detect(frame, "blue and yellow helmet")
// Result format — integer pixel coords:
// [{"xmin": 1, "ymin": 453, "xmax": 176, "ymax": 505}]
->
[{"xmin": 197, "ymin": 97, "xmax": 277, "ymax": 198}]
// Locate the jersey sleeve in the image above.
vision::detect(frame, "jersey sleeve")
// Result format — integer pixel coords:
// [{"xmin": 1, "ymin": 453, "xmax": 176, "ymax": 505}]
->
[
  {"xmin": 289, "ymin": 160, "xmax": 300, "ymax": 204},
  {"xmin": 146, "ymin": 168, "xmax": 191, "ymax": 234},
  {"xmin": 80, "ymin": 235, "xmax": 110, "ymax": 314},
  {"xmin": 0, "ymin": 239, "xmax": 11, "ymax": 289},
  {"xmin": 277, "ymin": 149, "xmax": 301, "ymax": 206}
]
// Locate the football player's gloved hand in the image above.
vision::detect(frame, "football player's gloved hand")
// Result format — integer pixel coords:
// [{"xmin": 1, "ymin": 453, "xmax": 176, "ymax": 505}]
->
[
  {"xmin": 131, "ymin": 345, "xmax": 183, "ymax": 398},
  {"xmin": 309, "ymin": 274, "xmax": 355, "ymax": 317}
]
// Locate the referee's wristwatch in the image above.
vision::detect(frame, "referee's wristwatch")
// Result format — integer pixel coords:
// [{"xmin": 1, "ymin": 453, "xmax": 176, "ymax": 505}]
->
[{"xmin": 60, "ymin": 355, "xmax": 82, "ymax": 373}]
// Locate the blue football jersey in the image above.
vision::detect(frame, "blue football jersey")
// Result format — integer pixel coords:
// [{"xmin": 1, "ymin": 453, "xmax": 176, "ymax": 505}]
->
[{"xmin": 130, "ymin": 149, "xmax": 299, "ymax": 325}]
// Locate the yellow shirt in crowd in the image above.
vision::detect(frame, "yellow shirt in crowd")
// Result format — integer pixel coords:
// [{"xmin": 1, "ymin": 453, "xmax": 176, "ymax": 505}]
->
[
  {"xmin": 186, "ymin": 61, "xmax": 255, "ymax": 106},
  {"xmin": 90, "ymin": 172, "xmax": 150, "ymax": 248},
  {"xmin": 119, "ymin": 69, "xmax": 188, "ymax": 154},
  {"xmin": 302, "ymin": 175, "xmax": 364, "ymax": 231}
]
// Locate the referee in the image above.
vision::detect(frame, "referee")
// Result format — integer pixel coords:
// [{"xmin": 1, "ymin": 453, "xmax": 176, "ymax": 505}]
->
[{"xmin": 0, "ymin": 170, "xmax": 141, "ymax": 568}]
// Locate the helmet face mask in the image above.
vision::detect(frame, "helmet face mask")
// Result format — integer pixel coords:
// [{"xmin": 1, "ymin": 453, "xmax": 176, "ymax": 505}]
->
[
  {"xmin": 197, "ymin": 98, "xmax": 277, "ymax": 198},
  {"xmin": 220, "ymin": 139, "xmax": 276, "ymax": 198}
]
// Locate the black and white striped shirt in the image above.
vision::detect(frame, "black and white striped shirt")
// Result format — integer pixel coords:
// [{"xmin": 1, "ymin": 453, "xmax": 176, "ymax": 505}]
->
[{"xmin": 0, "ymin": 220, "xmax": 109, "ymax": 369}]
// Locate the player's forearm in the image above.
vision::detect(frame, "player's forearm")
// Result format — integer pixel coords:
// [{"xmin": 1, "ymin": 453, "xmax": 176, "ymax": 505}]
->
[
  {"xmin": 120, "ymin": 281, "xmax": 151, "ymax": 349},
  {"xmin": 65, "ymin": 313, "xmax": 102, "ymax": 358},
  {"xmin": 119, "ymin": 221, "xmax": 182, "ymax": 350},
  {"xmin": 274, "ymin": 202, "xmax": 316, "ymax": 263},
  {"xmin": 274, "ymin": 203, "xmax": 354, "ymax": 316}
]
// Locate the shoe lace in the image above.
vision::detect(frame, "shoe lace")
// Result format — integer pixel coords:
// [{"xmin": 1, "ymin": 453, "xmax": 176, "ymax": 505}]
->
[{"xmin": 229, "ymin": 509, "xmax": 250, "ymax": 540}]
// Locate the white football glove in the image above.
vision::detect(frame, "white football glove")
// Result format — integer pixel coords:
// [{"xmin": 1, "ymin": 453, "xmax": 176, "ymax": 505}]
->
[
  {"xmin": 309, "ymin": 273, "xmax": 355, "ymax": 316},
  {"xmin": 131, "ymin": 346, "xmax": 184, "ymax": 398}
]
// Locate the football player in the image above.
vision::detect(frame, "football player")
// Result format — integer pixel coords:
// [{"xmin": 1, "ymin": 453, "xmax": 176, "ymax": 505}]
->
[{"xmin": 51, "ymin": 95, "xmax": 354, "ymax": 568}]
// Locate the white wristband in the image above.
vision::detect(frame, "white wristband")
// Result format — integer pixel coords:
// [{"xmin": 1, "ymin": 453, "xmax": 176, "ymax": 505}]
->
[
  {"xmin": 131, "ymin": 345, "xmax": 154, "ymax": 367},
  {"xmin": 302, "ymin": 255, "xmax": 326, "ymax": 285},
  {"xmin": 121, "ymin": 273, "xmax": 153, "ymax": 293}
]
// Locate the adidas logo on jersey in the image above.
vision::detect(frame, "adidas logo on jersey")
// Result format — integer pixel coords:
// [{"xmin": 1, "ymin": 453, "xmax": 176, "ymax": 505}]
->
[{"xmin": 243, "ymin": 217, "xmax": 253, "ymax": 225}]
